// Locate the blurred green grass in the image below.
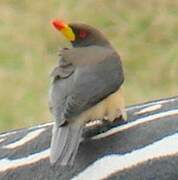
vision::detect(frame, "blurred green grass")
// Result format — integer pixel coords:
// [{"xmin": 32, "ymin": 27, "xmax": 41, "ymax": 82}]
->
[{"xmin": 0, "ymin": 0, "xmax": 178, "ymax": 131}]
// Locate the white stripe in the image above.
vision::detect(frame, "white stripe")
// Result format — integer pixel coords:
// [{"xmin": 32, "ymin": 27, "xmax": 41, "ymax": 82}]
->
[
  {"xmin": 3, "ymin": 129, "xmax": 45, "ymax": 149},
  {"xmin": 127, "ymin": 97, "xmax": 177, "ymax": 111},
  {"xmin": 93, "ymin": 109, "xmax": 178, "ymax": 140},
  {"xmin": 0, "ymin": 122, "xmax": 53, "ymax": 139},
  {"xmin": 0, "ymin": 149, "xmax": 49, "ymax": 172},
  {"xmin": 29, "ymin": 122, "xmax": 53, "ymax": 130},
  {"xmin": 0, "ymin": 139, "xmax": 5, "ymax": 143},
  {"xmin": 0, "ymin": 131, "xmax": 17, "ymax": 138},
  {"xmin": 135, "ymin": 104, "xmax": 162, "ymax": 115},
  {"xmin": 73, "ymin": 133, "xmax": 178, "ymax": 180}
]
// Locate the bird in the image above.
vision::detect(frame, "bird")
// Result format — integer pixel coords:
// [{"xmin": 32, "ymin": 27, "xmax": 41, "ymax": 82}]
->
[{"xmin": 49, "ymin": 19, "xmax": 127, "ymax": 166}]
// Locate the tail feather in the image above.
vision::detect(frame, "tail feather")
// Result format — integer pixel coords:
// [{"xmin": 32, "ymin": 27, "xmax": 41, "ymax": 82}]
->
[
  {"xmin": 68, "ymin": 131, "xmax": 82, "ymax": 164},
  {"xmin": 61, "ymin": 124, "xmax": 83, "ymax": 165},
  {"xmin": 50, "ymin": 122, "xmax": 83, "ymax": 166}
]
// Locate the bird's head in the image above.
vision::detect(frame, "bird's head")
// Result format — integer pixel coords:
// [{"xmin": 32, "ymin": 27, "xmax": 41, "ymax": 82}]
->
[{"xmin": 52, "ymin": 19, "xmax": 111, "ymax": 47}]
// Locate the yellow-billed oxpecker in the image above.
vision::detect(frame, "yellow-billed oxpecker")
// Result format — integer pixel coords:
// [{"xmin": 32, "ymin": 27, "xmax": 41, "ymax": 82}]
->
[{"xmin": 49, "ymin": 19, "xmax": 126, "ymax": 166}]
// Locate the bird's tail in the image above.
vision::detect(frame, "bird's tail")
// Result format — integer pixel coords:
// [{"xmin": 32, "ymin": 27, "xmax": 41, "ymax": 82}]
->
[{"xmin": 50, "ymin": 121, "xmax": 83, "ymax": 166}]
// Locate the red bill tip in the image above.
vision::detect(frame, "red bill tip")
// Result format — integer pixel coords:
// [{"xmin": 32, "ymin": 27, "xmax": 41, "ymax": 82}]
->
[{"xmin": 51, "ymin": 19, "xmax": 66, "ymax": 30}]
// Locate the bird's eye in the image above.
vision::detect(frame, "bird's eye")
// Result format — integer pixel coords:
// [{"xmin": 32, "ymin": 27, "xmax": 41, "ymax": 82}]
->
[{"xmin": 79, "ymin": 30, "xmax": 87, "ymax": 39}]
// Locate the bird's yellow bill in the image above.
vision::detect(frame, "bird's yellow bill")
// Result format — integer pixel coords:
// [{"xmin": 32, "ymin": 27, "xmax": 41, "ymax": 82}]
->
[
  {"xmin": 60, "ymin": 26, "xmax": 75, "ymax": 41},
  {"xmin": 52, "ymin": 19, "xmax": 75, "ymax": 41}
]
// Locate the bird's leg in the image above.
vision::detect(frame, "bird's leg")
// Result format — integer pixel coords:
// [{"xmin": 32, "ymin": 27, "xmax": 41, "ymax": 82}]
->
[
  {"xmin": 82, "ymin": 115, "xmax": 127, "ymax": 139},
  {"xmin": 111, "ymin": 115, "xmax": 127, "ymax": 127},
  {"xmin": 82, "ymin": 120, "xmax": 103, "ymax": 139}
]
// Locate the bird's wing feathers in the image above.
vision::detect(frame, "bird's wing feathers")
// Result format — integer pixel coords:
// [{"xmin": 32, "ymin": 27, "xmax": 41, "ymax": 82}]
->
[
  {"xmin": 50, "ymin": 65, "xmax": 74, "ymax": 79},
  {"xmin": 49, "ymin": 57, "xmax": 75, "ymax": 126},
  {"xmin": 50, "ymin": 57, "xmax": 74, "ymax": 79},
  {"xmin": 63, "ymin": 54, "xmax": 124, "ymax": 119}
]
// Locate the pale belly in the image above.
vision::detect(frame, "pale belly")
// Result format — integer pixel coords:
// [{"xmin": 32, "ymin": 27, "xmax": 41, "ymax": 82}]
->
[{"xmin": 75, "ymin": 87, "xmax": 127, "ymax": 123}]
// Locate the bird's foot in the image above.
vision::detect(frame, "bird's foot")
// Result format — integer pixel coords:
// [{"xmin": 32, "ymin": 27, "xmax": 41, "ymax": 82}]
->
[{"xmin": 82, "ymin": 115, "xmax": 127, "ymax": 139}]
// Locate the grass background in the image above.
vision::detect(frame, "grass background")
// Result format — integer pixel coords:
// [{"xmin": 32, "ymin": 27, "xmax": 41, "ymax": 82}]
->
[{"xmin": 0, "ymin": 0, "xmax": 178, "ymax": 131}]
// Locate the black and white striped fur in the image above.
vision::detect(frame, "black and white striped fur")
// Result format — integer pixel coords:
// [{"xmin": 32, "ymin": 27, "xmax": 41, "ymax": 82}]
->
[{"xmin": 0, "ymin": 96, "xmax": 177, "ymax": 180}]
